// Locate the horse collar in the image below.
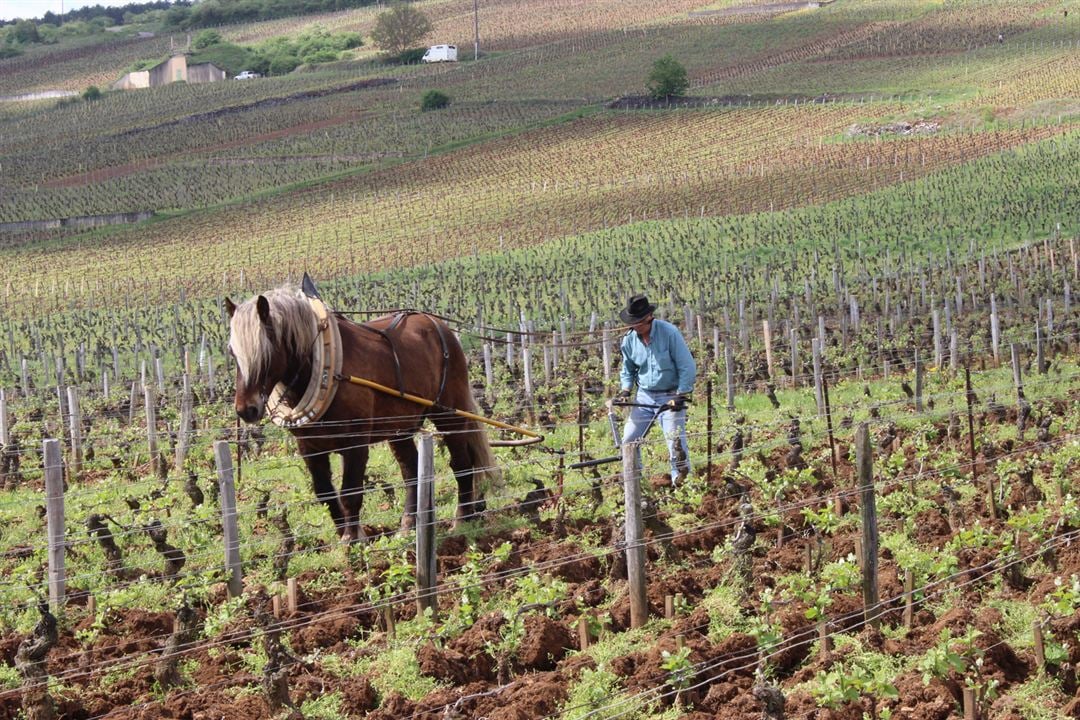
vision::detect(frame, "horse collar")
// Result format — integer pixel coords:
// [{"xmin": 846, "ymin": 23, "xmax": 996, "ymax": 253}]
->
[{"xmin": 267, "ymin": 298, "xmax": 342, "ymax": 428}]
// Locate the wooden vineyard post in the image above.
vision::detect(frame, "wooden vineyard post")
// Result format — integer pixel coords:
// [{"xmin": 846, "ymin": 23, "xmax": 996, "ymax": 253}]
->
[
  {"xmin": 822, "ymin": 374, "xmax": 838, "ymax": 482},
  {"xmin": 724, "ymin": 342, "xmax": 735, "ymax": 411},
  {"xmin": 812, "ymin": 337, "xmax": 824, "ymax": 418},
  {"xmin": 622, "ymin": 441, "xmax": 648, "ymax": 629},
  {"xmin": 914, "ymin": 349, "xmax": 924, "ymax": 412},
  {"xmin": 287, "ymin": 577, "xmax": 298, "ymax": 614},
  {"xmin": 128, "ymin": 380, "xmax": 140, "ymax": 424},
  {"xmin": 790, "ymin": 328, "xmax": 800, "ymax": 388},
  {"xmin": 174, "ymin": 374, "xmax": 193, "ymax": 471},
  {"xmin": 990, "ymin": 294, "xmax": 1000, "ymax": 364},
  {"xmin": 577, "ymin": 617, "xmax": 590, "ymax": 650},
  {"xmin": 206, "ymin": 352, "xmax": 216, "ymax": 402},
  {"xmin": 706, "ymin": 379, "xmax": 713, "ymax": 481},
  {"xmin": 66, "ymin": 387, "xmax": 82, "ymax": 479},
  {"xmin": 762, "ymin": 320, "xmax": 774, "ymax": 383},
  {"xmin": 522, "ymin": 344, "xmax": 534, "ymax": 419},
  {"xmin": 416, "ymin": 433, "xmax": 437, "ymax": 620},
  {"xmin": 855, "ymin": 424, "xmax": 879, "ymax": 629},
  {"xmin": 112, "ymin": 346, "xmax": 121, "ymax": 387},
  {"xmin": 577, "ymin": 383, "xmax": 585, "ymax": 461},
  {"xmin": 44, "ymin": 439, "xmax": 66, "ymax": 612},
  {"xmin": 214, "ymin": 440, "xmax": 243, "ymax": 598},
  {"xmin": 1035, "ymin": 323, "xmax": 1046, "ymax": 375},
  {"xmin": 950, "ymin": 329, "xmax": 959, "ymax": 372},
  {"xmin": 19, "ymin": 357, "xmax": 29, "ymax": 398},
  {"xmin": 1010, "ymin": 343, "xmax": 1024, "ymax": 401},
  {"xmin": 144, "ymin": 382, "xmax": 159, "ymax": 475},
  {"xmin": 1032, "ymin": 620, "xmax": 1046, "ymax": 673},
  {"xmin": 818, "ymin": 619, "xmax": 831, "ymax": 659},
  {"xmin": 483, "ymin": 343, "xmax": 494, "ymax": 391},
  {"xmin": 963, "ymin": 687, "xmax": 979, "ymax": 720},
  {"xmin": 55, "ymin": 387, "xmax": 67, "ymax": 447},
  {"xmin": 903, "ymin": 570, "xmax": 915, "ymax": 628},
  {"xmin": 964, "ymin": 367, "xmax": 995, "ymax": 519},
  {"xmin": 0, "ymin": 388, "xmax": 9, "ymax": 448},
  {"xmin": 933, "ymin": 310, "xmax": 943, "ymax": 367},
  {"xmin": 602, "ymin": 325, "xmax": 612, "ymax": 387}
]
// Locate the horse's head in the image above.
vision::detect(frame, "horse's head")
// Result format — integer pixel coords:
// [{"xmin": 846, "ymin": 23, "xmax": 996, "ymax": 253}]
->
[{"xmin": 226, "ymin": 290, "xmax": 316, "ymax": 424}]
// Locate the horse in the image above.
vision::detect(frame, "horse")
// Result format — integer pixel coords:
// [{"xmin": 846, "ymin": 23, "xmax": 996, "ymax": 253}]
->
[{"xmin": 225, "ymin": 285, "xmax": 495, "ymax": 540}]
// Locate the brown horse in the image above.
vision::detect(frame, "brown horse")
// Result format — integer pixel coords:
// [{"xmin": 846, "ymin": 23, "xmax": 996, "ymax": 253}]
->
[{"xmin": 225, "ymin": 285, "xmax": 495, "ymax": 539}]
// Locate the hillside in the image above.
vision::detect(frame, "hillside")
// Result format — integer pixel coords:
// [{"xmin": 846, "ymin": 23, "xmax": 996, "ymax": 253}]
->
[{"xmin": 0, "ymin": 2, "xmax": 1078, "ymax": 719}]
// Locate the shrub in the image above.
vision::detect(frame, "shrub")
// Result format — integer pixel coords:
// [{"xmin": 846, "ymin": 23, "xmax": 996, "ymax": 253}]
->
[
  {"xmin": 82, "ymin": 85, "xmax": 102, "ymax": 101},
  {"xmin": 300, "ymin": 48, "xmax": 339, "ymax": 65},
  {"xmin": 420, "ymin": 90, "xmax": 450, "ymax": 112},
  {"xmin": 192, "ymin": 29, "xmax": 222, "ymax": 50},
  {"xmin": 647, "ymin": 54, "xmax": 689, "ymax": 100},
  {"xmin": 268, "ymin": 53, "xmax": 301, "ymax": 76},
  {"xmin": 396, "ymin": 47, "xmax": 426, "ymax": 64}
]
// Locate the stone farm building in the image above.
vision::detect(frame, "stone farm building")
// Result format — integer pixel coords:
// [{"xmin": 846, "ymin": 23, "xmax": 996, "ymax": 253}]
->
[{"xmin": 112, "ymin": 55, "xmax": 226, "ymax": 91}]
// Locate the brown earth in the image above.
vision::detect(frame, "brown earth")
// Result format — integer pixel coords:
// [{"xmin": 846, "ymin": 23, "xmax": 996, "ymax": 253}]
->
[{"xmin": 1, "ymin": 418, "xmax": 1077, "ymax": 719}]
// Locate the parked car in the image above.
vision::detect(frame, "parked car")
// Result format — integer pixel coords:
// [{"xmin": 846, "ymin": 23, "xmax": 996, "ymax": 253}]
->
[
  {"xmin": 234, "ymin": 70, "xmax": 261, "ymax": 80},
  {"xmin": 421, "ymin": 45, "xmax": 457, "ymax": 63}
]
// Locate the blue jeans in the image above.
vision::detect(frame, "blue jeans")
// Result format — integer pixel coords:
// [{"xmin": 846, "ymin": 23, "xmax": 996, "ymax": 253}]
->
[{"xmin": 621, "ymin": 388, "xmax": 690, "ymax": 482}]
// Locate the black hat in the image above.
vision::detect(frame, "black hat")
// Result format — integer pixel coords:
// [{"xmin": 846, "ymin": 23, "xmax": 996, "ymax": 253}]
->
[{"xmin": 620, "ymin": 294, "xmax": 657, "ymax": 324}]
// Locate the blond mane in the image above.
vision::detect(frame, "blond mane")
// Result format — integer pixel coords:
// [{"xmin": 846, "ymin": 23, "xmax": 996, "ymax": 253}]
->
[{"xmin": 228, "ymin": 286, "xmax": 318, "ymax": 384}]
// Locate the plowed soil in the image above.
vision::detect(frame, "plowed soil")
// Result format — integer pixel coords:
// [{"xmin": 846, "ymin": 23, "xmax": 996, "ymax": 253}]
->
[{"xmin": 1, "ymin": 423, "xmax": 1078, "ymax": 719}]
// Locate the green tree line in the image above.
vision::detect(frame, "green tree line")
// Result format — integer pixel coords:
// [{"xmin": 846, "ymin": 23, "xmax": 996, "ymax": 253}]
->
[{"xmin": 188, "ymin": 25, "xmax": 362, "ymax": 76}]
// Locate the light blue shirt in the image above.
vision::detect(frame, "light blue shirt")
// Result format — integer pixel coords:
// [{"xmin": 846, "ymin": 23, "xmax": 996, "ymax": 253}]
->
[{"xmin": 620, "ymin": 318, "xmax": 696, "ymax": 395}]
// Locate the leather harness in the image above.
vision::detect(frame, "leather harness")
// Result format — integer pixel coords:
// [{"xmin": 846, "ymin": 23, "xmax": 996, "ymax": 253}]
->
[
  {"xmin": 267, "ymin": 297, "xmax": 453, "ymax": 428},
  {"xmin": 357, "ymin": 311, "xmax": 452, "ymax": 408}
]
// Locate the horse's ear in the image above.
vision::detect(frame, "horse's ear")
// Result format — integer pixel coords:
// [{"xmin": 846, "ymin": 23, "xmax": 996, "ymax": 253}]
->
[
  {"xmin": 224, "ymin": 298, "xmax": 237, "ymax": 318},
  {"xmin": 256, "ymin": 295, "xmax": 272, "ymax": 329}
]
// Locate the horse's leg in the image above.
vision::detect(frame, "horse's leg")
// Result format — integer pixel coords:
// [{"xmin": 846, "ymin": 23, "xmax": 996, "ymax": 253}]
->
[
  {"xmin": 302, "ymin": 448, "xmax": 344, "ymax": 532},
  {"xmin": 437, "ymin": 421, "xmax": 481, "ymax": 526},
  {"xmin": 390, "ymin": 437, "xmax": 419, "ymax": 532},
  {"xmin": 339, "ymin": 446, "xmax": 369, "ymax": 543}
]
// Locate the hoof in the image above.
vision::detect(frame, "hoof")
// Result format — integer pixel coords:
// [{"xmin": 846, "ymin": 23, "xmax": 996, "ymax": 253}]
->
[{"xmin": 339, "ymin": 525, "xmax": 368, "ymax": 545}]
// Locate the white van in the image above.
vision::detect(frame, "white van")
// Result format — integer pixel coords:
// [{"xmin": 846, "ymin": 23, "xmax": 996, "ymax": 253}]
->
[{"xmin": 422, "ymin": 45, "xmax": 458, "ymax": 63}]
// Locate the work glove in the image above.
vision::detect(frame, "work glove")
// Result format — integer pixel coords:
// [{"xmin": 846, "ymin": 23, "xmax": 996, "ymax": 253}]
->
[
  {"xmin": 667, "ymin": 393, "xmax": 691, "ymax": 412},
  {"xmin": 615, "ymin": 388, "xmax": 632, "ymax": 402}
]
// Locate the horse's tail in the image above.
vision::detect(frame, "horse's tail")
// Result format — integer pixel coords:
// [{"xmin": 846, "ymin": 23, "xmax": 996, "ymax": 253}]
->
[{"xmin": 460, "ymin": 391, "xmax": 501, "ymax": 498}]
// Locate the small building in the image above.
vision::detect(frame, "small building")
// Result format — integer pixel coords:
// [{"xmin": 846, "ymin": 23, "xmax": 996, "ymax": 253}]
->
[
  {"xmin": 112, "ymin": 70, "xmax": 150, "ymax": 90},
  {"xmin": 112, "ymin": 54, "xmax": 226, "ymax": 91}
]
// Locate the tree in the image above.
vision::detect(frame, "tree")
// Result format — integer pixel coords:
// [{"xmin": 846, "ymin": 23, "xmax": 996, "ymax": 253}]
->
[
  {"xmin": 82, "ymin": 85, "xmax": 102, "ymax": 101},
  {"xmin": 647, "ymin": 54, "xmax": 689, "ymax": 100},
  {"xmin": 11, "ymin": 19, "xmax": 40, "ymax": 44},
  {"xmin": 371, "ymin": 3, "xmax": 432, "ymax": 57}
]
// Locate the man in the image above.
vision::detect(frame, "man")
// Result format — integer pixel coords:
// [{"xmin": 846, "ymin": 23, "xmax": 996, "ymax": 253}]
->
[{"xmin": 614, "ymin": 293, "xmax": 697, "ymax": 483}]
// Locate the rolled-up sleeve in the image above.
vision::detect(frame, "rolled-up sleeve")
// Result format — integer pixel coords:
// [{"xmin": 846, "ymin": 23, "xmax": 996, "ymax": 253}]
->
[
  {"xmin": 619, "ymin": 337, "xmax": 637, "ymax": 391},
  {"xmin": 671, "ymin": 329, "xmax": 696, "ymax": 394}
]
